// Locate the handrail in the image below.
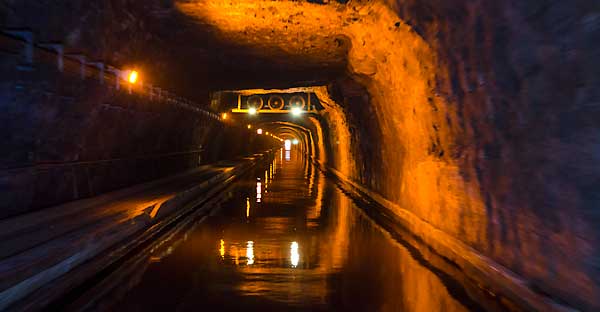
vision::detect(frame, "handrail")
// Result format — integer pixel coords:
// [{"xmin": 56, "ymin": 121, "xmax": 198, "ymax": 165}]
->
[
  {"xmin": 0, "ymin": 149, "xmax": 205, "ymax": 172},
  {"xmin": 1, "ymin": 30, "xmax": 222, "ymax": 121}
]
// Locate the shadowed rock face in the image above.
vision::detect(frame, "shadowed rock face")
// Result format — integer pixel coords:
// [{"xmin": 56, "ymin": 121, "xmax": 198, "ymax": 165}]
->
[{"xmin": 2, "ymin": 0, "xmax": 599, "ymax": 309}]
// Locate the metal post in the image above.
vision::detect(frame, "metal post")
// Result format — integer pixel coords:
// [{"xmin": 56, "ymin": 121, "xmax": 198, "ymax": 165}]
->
[
  {"xmin": 38, "ymin": 43, "xmax": 64, "ymax": 72},
  {"xmin": 67, "ymin": 55, "xmax": 86, "ymax": 79},
  {"xmin": 155, "ymin": 87, "xmax": 162, "ymax": 101},
  {"xmin": 5, "ymin": 30, "xmax": 34, "ymax": 65},
  {"xmin": 148, "ymin": 84, "xmax": 154, "ymax": 100},
  {"xmin": 106, "ymin": 66, "xmax": 120, "ymax": 90},
  {"xmin": 88, "ymin": 62, "xmax": 104, "ymax": 83}
]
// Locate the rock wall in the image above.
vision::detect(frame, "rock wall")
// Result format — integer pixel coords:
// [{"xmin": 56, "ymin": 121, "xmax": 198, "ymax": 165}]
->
[
  {"xmin": 333, "ymin": 1, "xmax": 600, "ymax": 309},
  {"xmin": 1, "ymin": 0, "xmax": 598, "ymax": 309},
  {"xmin": 0, "ymin": 41, "xmax": 273, "ymax": 219},
  {"xmin": 179, "ymin": 0, "xmax": 600, "ymax": 308}
]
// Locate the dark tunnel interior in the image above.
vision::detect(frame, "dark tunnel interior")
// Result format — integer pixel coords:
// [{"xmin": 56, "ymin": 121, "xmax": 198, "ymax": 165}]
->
[{"xmin": 1, "ymin": 0, "xmax": 599, "ymax": 311}]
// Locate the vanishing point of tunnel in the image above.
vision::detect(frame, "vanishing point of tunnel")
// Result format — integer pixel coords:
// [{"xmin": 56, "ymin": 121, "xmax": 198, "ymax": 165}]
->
[{"xmin": 0, "ymin": 1, "xmax": 599, "ymax": 311}]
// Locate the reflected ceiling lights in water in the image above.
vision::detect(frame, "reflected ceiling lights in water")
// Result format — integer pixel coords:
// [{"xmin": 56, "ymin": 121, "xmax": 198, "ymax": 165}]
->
[
  {"xmin": 256, "ymin": 179, "xmax": 262, "ymax": 203},
  {"xmin": 285, "ymin": 150, "xmax": 291, "ymax": 161},
  {"xmin": 290, "ymin": 241, "xmax": 299, "ymax": 268},
  {"xmin": 246, "ymin": 197, "xmax": 250, "ymax": 218},
  {"xmin": 246, "ymin": 241, "xmax": 255, "ymax": 265},
  {"xmin": 220, "ymin": 239, "xmax": 225, "ymax": 259}
]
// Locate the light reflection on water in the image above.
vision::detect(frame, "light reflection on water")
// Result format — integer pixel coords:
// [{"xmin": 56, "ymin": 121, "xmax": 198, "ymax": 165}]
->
[
  {"xmin": 246, "ymin": 241, "xmax": 254, "ymax": 265},
  {"xmin": 105, "ymin": 149, "xmax": 503, "ymax": 311},
  {"xmin": 219, "ymin": 239, "xmax": 225, "ymax": 259},
  {"xmin": 290, "ymin": 241, "xmax": 299, "ymax": 268}
]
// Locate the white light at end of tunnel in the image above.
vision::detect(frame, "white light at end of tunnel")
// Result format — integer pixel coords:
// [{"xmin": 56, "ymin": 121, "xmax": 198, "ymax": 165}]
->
[
  {"xmin": 257, "ymin": 129, "xmax": 263, "ymax": 135},
  {"xmin": 291, "ymin": 107, "xmax": 302, "ymax": 116},
  {"xmin": 248, "ymin": 107, "xmax": 257, "ymax": 115},
  {"xmin": 290, "ymin": 241, "xmax": 299, "ymax": 267},
  {"xmin": 284, "ymin": 139, "xmax": 292, "ymax": 151}
]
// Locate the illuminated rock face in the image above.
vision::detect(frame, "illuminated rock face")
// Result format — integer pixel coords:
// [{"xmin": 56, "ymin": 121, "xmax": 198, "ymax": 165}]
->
[
  {"xmin": 2, "ymin": 0, "xmax": 599, "ymax": 309},
  {"xmin": 177, "ymin": 0, "xmax": 600, "ymax": 308}
]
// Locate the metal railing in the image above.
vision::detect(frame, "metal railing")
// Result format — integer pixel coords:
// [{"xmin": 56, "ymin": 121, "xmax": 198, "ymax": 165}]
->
[{"xmin": 1, "ymin": 30, "xmax": 221, "ymax": 121}]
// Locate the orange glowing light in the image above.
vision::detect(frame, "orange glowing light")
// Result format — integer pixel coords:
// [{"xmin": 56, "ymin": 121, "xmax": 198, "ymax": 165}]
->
[
  {"xmin": 246, "ymin": 197, "xmax": 250, "ymax": 218},
  {"xmin": 219, "ymin": 239, "xmax": 225, "ymax": 259},
  {"xmin": 221, "ymin": 113, "xmax": 228, "ymax": 120},
  {"xmin": 247, "ymin": 124, "xmax": 252, "ymax": 129},
  {"xmin": 128, "ymin": 70, "xmax": 138, "ymax": 84}
]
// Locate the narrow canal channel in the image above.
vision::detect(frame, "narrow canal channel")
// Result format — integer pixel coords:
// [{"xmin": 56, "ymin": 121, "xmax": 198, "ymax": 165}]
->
[{"xmin": 70, "ymin": 149, "xmax": 510, "ymax": 312}]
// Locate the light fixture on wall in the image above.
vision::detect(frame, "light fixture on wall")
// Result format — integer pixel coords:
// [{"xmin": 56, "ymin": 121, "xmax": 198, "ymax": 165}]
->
[
  {"xmin": 291, "ymin": 107, "xmax": 302, "ymax": 116},
  {"xmin": 128, "ymin": 70, "xmax": 138, "ymax": 84}
]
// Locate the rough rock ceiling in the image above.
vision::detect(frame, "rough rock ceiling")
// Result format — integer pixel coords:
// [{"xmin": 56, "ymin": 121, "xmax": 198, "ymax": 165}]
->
[{"xmin": 176, "ymin": 0, "xmax": 348, "ymax": 68}]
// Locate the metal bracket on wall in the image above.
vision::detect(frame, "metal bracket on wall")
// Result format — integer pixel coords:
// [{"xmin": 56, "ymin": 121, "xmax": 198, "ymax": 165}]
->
[
  {"xmin": 4, "ymin": 30, "xmax": 34, "ymax": 71},
  {"xmin": 66, "ymin": 54, "xmax": 86, "ymax": 79},
  {"xmin": 38, "ymin": 43, "xmax": 64, "ymax": 72}
]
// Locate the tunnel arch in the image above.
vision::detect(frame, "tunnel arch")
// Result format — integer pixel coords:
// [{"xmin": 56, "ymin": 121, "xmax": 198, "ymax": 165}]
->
[
  {"xmin": 255, "ymin": 121, "xmax": 315, "ymax": 157},
  {"xmin": 185, "ymin": 1, "xmax": 600, "ymax": 308},
  {"xmin": 1, "ymin": 0, "xmax": 597, "ymax": 309}
]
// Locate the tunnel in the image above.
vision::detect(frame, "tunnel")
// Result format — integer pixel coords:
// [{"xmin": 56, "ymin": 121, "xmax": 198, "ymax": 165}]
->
[{"xmin": 1, "ymin": 0, "xmax": 599, "ymax": 311}]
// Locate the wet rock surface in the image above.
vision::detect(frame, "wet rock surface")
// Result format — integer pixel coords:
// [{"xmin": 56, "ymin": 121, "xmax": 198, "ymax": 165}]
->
[{"xmin": 2, "ymin": 0, "xmax": 599, "ymax": 309}]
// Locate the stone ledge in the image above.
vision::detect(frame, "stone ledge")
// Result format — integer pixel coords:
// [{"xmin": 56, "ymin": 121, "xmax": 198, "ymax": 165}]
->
[
  {"xmin": 313, "ymin": 159, "xmax": 576, "ymax": 312},
  {"xmin": 0, "ymin": 150, "xmax": 273, "ymax": 311}
]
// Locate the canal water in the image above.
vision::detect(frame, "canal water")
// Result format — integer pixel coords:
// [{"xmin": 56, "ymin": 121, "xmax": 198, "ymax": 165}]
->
[{"xmin": 78, "ymin": 149, "xmax": 507, "ymax": 311}]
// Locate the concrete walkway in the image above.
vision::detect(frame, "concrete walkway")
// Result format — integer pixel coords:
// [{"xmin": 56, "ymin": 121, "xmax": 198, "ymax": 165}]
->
[{"xmin": 0, "ymin": 152, "xmax": 271, "ymax": 311}]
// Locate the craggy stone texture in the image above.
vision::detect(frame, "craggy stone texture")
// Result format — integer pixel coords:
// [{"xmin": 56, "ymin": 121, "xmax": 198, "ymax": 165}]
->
[
  {"xmin": 351, "ymin": 1, "xmax": 600, "ymax": 309},
  {"xmin": 176, "ymin": 0, "xmax": 600, "ymax": 308},
  {"xmin": 2, "ymin": 0, "xmax": 599, "ymax": 309},
  {"xmin": 0, "ymin": 0, "xmax": 342, "ymax": 97}
]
